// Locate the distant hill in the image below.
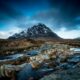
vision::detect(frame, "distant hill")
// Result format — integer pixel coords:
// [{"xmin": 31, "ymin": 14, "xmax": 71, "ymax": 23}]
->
[{"xmin": 74, "ymin": 37, "xmax": 80, "ymax": 40}]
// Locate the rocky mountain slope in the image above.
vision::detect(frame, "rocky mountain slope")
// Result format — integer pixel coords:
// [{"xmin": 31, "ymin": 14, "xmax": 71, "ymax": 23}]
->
[{"xmin": 9, "ymin": 23, "xmax": 60, "ymax": 39}]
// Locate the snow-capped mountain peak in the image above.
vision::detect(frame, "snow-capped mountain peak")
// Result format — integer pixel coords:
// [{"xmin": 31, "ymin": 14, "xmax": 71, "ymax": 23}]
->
[{"xmin": 9, "ymin": 23, "xmax": 60, "ymax": 39}]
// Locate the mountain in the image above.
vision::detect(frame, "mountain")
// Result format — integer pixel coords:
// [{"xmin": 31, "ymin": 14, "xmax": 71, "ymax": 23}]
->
[
  {"xmin": 74, "ymin": 37, "xmax": 80, "ymax": 41},
  {"xmin": 9, "ymin": 23, "xmax": 60, "ymax": 39}
]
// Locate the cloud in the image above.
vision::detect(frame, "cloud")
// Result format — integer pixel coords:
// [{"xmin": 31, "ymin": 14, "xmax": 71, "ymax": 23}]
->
[
  {"xmin": 56, "ymin": 27, "xmax": 80, "ymax": 39},
  {"xmin": 0, "ymin": 31, "xmax": 10, "ymax": 39},
  {"xmin": 0, "ymin": 0, "xmax": 49, "ymax": 22},
  {"xmin": 1, "ymin": 0, "xmax": 80, "ymax": 30},
  {"xmin": 0, "ymin": 26, "xmax": 22, "ymax": 39},
  {"xmin": 50, "ymin": 0, "xmax": 80, "ymax": 29},
  {"xmin": 0, "ymin": 0, "xmax": 25, "ymax": 23},
  {"xmin": 30, "ymin": 7, "xmax": 80, "ymax": 30}
]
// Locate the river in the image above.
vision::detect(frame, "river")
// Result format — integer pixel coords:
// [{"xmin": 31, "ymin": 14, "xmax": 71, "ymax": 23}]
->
[{"xmin": 0, "ymin": 47, "xmax": 80, "ymax": 80}]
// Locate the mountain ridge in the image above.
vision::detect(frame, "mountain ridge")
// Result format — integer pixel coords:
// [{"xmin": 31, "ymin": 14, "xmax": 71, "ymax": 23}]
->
[{"xmin": 9, "ymin": 23, "xmax": 60, "ymax": 39}]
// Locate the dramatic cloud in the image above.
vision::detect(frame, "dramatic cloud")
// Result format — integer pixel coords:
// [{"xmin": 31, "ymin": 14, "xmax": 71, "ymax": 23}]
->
[
  {"xmin": 56, "ymin": 27, "xmax": 80, "ymax": 39},
  {"xmin": 0, "ymin": 26, "xmax": 22, "ymax": 39},
  {"xmin": 30, "ymin": 0, "xmax": 80, "ymax": 30}
]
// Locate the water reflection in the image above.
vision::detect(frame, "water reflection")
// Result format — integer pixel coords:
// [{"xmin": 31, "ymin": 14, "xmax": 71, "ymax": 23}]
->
[{"xmin": 0, "ymin": 54, "xmax": 23, "ymax": 61}]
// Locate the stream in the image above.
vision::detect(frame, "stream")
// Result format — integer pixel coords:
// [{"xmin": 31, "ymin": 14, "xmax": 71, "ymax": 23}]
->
[{"xmin": 0, "ymin": 47, "xmax": 80, "ymax": 80}]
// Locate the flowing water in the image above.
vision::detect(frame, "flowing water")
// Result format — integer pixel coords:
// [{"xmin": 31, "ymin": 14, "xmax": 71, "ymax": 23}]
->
[{"xmin": 0, "ymin": 46, "xmax": 80, "ymax": 80}]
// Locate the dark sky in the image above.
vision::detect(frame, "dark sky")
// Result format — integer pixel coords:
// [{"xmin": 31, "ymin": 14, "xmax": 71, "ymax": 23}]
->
[{"xmin": 0, "ymin": 0, "xmax": 80, "ymax": 38}]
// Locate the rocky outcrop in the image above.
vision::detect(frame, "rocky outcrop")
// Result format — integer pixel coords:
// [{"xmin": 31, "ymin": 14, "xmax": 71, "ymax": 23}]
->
[{"xmin": 40, "ymin": 65, "xmax": 80, "ymax": 80}]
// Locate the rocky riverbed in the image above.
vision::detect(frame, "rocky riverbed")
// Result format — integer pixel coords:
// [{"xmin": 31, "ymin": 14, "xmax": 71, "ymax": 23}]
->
[{"xmin": 0, "ymin": 43, "xmax": 80, "ymax": 80}]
